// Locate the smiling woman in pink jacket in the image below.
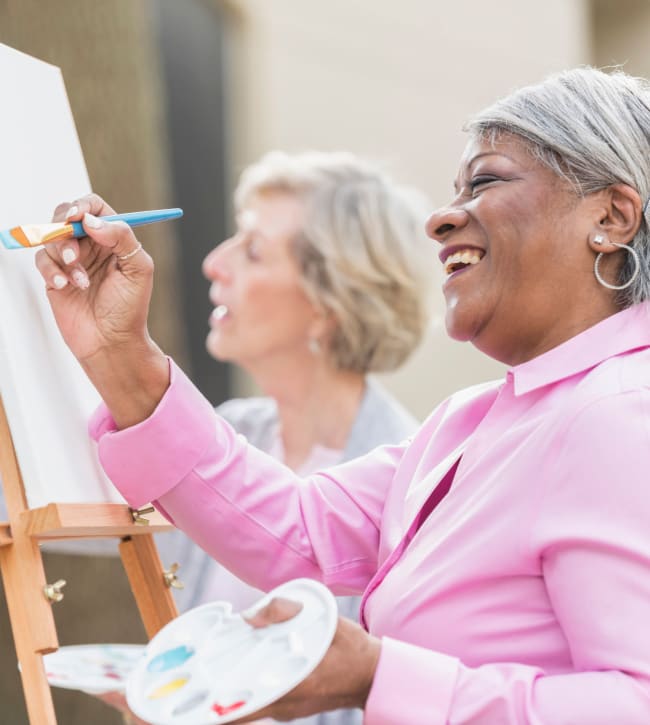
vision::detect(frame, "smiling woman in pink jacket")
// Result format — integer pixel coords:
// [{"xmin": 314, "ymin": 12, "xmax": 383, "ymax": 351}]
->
[{"xmin": 37, "ymin": 66, "xmax": 650, "ymax": 723}]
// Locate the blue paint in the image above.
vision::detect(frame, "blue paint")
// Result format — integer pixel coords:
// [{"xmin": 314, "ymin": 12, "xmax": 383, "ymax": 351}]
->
[
  {"xmin": 147, "ymin": 645, "xmax": 195, "ymax": 673},
  {"xmin": 0, "ymin": 229, "xmax": 23, "ymax": 249}
]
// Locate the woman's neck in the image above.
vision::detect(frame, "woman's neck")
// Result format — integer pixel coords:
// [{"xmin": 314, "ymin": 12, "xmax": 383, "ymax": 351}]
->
[{"xmin": 247, "ymin": 355, "xmax": 366, "ymax": 471}]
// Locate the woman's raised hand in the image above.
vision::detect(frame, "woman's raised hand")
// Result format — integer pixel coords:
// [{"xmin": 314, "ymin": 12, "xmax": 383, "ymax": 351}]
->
[
  {"xmin": 35, "ymin": 194, "xmax": 154, "ymax": 363},
  {"xmin": 35, "ymin": 194, "xmax": 170, "ymax": 429}
]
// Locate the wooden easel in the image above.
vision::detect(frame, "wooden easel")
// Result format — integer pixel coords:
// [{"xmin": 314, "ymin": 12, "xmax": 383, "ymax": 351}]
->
[{"xmin": 0, "ymin": 395, "xmax": 179, "ymax": 724}]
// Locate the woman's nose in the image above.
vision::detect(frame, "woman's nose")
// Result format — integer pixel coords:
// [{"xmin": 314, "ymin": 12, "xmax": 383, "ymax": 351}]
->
[
  {"xmin": 425, "ymin": 206, "xmax": 469, "ymax": 242},
  {"xmin": 202, "ymin": 240, "xmax": 231, "ymax": 281}
]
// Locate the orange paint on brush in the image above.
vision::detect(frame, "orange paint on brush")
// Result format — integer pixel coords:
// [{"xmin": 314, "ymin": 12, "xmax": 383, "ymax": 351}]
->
[{"xmin": 8, "ymin": 226, "xmax": 32, "ymax": 248}]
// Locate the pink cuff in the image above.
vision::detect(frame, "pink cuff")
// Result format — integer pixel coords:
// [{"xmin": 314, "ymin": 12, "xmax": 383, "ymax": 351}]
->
[
  {"xmin": 364, "ymin": 637, "xmax": 459, "ymax": 725},
  {"xmin": 88, "ymin": 359, "xmax": 218, "ymax": 508}
]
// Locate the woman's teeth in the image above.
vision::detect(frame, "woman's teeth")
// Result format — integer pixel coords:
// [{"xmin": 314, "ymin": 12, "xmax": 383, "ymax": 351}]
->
[
  {"xmin": 444, "ymin": 250, "xmax": 483, "ymax": 275},
  {"xmin": 213, "ymin": 304, "xmax": 229, "ymax": 321}
]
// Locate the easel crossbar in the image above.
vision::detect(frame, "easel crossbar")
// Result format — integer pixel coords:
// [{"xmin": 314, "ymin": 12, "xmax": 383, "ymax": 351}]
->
[{"xmin": 23, "ymin": 502, "xmax": 172, "ymax": 539}]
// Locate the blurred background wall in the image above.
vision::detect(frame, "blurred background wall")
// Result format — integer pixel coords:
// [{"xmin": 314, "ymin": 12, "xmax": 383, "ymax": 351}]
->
[{"xmin": 1, "ymin": 1, "xmax": 649, "ymax": 722}]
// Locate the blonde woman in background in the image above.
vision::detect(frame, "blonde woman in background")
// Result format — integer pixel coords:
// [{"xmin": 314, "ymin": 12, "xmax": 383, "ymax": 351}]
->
[{"xmin": 155, "ymin": 150, "xmax": 433, "ymax": 725}]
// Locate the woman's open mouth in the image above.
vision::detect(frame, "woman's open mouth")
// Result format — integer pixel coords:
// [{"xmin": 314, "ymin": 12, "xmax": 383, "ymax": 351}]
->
[
  {"xmin": 210, "ymin": 304, "xmax": 229, "ymax": 324},
  {"xmin": 444, "ymin": 248, "xmax": 485, "ymax": 276}
]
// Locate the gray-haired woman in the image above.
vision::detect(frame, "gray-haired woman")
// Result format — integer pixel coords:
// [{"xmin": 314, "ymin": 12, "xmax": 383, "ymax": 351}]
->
[{"xmin": 38, "ymin": 66, "xmax": 650, "ymax": 723}]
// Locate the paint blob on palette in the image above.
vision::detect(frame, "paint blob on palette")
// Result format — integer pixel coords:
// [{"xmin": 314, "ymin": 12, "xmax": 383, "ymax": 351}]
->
[
  {"xmin": 126, "ymin": 578, "xmax": 338, "ymax": 724},
  {"xmin": 44, "ymin": 644, "xmax": 145, "ymax": 694}
]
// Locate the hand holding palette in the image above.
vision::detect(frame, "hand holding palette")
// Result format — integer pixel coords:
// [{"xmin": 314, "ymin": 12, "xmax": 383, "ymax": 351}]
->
[{"xmin": 126, "ymin": 578, "xmax": 337, "ymax": 724}]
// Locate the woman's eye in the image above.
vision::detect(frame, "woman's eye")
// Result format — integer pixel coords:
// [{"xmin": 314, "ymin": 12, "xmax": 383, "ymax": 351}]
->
[
  {"xmin": 468, "ymin": 175, "xmax": 499, "ymax": 195},
  {"xmin": 246, "ymin": 238, "xmax": 261, "ymax": 260}
]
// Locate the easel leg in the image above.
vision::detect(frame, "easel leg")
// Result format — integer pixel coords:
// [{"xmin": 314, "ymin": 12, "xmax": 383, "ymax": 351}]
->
[
  {"xmin": 119, "ymin": 534, "xmax": 178, "ymax": 639},
  {"xmin": 0, "ymin": 541, "xmax": 58, "ymax": 724},
  {"xmin": 0, "ymin": 394, "xmax": 59, "ymax": 724}
]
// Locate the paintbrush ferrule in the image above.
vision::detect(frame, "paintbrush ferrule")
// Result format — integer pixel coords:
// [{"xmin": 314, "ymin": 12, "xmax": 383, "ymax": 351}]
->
[{"xmin": 40, "ymin": 224, "xmax": 75, "ymax": 244}]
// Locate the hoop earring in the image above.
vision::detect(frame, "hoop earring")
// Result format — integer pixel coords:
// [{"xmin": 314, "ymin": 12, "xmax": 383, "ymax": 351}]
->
[{"xmin": 593, "ymin": 242, "xmax": 640, "ymax": 291}]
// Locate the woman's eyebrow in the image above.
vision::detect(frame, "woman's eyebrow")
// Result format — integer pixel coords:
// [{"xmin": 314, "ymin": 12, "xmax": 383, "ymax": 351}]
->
[{"xmin": 235, "ymin": 214, "xmax": 271, "ymax": 243}]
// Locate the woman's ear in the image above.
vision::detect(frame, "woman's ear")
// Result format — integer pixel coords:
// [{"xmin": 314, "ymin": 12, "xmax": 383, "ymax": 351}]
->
[
  {"xmin": 595, "ymin": 183, "xmax": 643, "ymax": 249},
  {"xmin": 307, "ymin": 306, "xmax": 339, "ymax": 356}
]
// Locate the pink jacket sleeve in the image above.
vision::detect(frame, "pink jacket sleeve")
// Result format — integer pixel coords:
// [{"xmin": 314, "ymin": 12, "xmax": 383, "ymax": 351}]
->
[
  {"xmin": 365, "ymin": 391, "xmax": 650, "ymax": 723},
  {"xmin": 89, "ymin": 360, "xmax": 404, "ymax": 595}
]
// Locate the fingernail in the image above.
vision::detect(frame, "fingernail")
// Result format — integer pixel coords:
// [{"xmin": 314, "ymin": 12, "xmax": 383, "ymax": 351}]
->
[
  {"xmin": 65, "ymin": 205, "xmax": 79, "ymax": 220},
  {"xmin": 53, "ymin": 274, "xmax": 68, "ymax": 289},
  {"xmin": 62, "ymin": 248, "xmax": 76, "ymax": 265},
  {"xmin": 83, "ymin": 212, "xmax": 104, "ymax": 230},
  {"xmin": 72, "ymin": 269, "xmax": 89, "ymax": 289}
]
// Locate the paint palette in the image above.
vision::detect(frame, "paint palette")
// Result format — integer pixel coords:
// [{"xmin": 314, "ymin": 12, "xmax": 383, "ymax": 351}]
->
[
  {"xmin": 44, "ymin": 644, "xmax": 145, "ymax": 694},
  {"xmin": 126, "ymin": 578, "xmax": 337, "ymax": 724}
]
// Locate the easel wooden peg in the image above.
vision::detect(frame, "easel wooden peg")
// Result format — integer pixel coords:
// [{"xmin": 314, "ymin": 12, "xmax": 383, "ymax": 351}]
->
[
  {"xmin": 130, "ymin": 505, "xmax": 156, "ymax": 525},
  {"xmin": 163, "ymin": 562, "xmax": 185, "ymax": 590},
  {"xmin": 42, "ymin": 579, "xmax": 67, "ymax": 603}
]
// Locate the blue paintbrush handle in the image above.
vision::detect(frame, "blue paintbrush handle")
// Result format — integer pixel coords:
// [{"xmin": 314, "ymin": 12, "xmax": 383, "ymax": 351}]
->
[{"xmin": 69, "ymin": 208, "xmax": 183, "ymax": 237}]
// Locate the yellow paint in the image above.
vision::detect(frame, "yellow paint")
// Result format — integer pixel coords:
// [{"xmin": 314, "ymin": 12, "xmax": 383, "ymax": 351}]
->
[{"xmin": 148, "ymin": 677, "xmax": 189, "ymax": 699}]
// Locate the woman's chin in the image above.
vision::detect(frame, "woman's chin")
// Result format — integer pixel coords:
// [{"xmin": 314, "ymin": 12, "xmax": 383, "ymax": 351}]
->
[
  {"xmin": 444, "ymin": 308, "xmax": 478, "ymax": 343},
  {"xmin": 206, "ymin": 337, "xmax": 232, "ymax": 363}
]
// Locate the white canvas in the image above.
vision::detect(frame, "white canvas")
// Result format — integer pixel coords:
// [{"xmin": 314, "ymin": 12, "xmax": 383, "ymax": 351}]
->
[{"xmin": 0, "ymin": 43, "xmax": 125, "ymax": 508}]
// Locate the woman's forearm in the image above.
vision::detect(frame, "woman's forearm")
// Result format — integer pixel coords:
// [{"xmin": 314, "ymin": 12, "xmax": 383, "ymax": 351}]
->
[{"xmin": 81, "ymin": 338, "xmax": 170, "ymax": 430}]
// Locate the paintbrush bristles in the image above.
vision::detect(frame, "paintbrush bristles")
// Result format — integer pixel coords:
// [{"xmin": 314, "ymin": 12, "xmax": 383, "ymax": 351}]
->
[
  {"xmin": 0, "ymin": 222, "xmax": 73, "ymax": 248},
  {"xmin": 7, "ymin": 226, "xmax": 31, "ymax": 247},
  {"xmin": 40, "ymin": 224, "xmax": 74, "ymax": 244}
]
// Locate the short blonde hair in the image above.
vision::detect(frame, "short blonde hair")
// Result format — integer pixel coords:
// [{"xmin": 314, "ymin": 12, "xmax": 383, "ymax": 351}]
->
[{"xmin": 234, "ymin": 151, "xmax": 433, "ymax": 374}]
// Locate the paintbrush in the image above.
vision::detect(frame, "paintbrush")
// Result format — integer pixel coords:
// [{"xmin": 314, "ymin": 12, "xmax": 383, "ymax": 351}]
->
[{"xmin": 0, "ymin": 208, "xmax": 183, "ymax": 250}]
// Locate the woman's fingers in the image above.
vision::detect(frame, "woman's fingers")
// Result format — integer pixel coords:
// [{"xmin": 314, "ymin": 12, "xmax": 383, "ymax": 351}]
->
[
  {"xmin": 37, "ymin": 215, "xmax": 149, "ymax": 291},
  {"xmin": 37, "ymin": 239, "xmax": 89, "ymax": 290},
  {"xmin": 35, "ymin": 248, "xmax": 70, "ymax": 291},
  {"xmin": 45, "ymin": 195, "xmax": 117, "ymax": 274},
  {"xmin": 54, "ymin": 194, "xmax": 117, "ymax": 222},
  {"xmin": 52, "ymin": 193, "xmax": 116, "ymax": 259},
  {"xmin": 242, "ymin": 597, "xmax": 303, "ymax": 628},
  {"xmin": 81, "ymin": 215, "xmax": 150, "ymax": 269}
]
